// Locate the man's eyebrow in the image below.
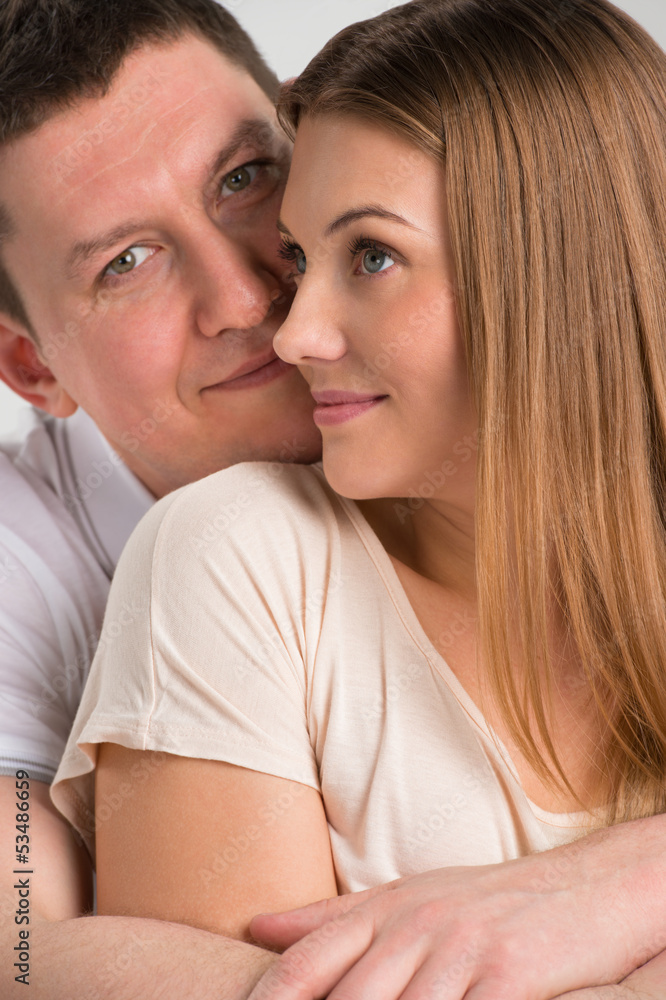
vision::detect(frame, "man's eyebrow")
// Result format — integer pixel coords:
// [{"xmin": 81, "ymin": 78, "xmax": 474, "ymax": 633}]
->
[
  {"xmin": 64, "ymin": 220, "xmax": 152, "ymax": 279},
  {"xmin": 208, "ymin": 117, "xmax": 281, "ymax": 182},
  {"xmin": 64, "ymin": 118, "xmax": 281, "ymax": 279},
  {"xmin": 277, "ymin": 206, "xmax": 422, "ymax": 241}
]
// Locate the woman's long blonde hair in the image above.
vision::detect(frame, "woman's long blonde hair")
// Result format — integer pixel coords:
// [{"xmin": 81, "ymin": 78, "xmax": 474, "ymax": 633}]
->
[{"xmin": 279, "ymin": 0, "xmax": 666, "ymax": 825}]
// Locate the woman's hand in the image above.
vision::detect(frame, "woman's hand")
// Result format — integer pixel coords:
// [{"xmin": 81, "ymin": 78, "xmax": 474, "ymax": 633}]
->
[{"xmin": 248, "ymin": 826, "xmax": 666, "ymax": 1000}]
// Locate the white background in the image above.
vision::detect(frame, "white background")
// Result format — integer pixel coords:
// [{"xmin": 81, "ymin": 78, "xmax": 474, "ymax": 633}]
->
[{"xmin": 1, "ymin": 0, "xmax": 665, "ymax": 434}]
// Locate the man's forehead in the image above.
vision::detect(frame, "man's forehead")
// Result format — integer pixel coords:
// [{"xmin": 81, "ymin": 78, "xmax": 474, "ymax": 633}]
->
[
  {"xmin": 0, "ymin": 34, "xmax": 285, "ymax": 255},
  {"xmin": 8, "ymin": 35, "xmax": 274, "ymax": 177}
]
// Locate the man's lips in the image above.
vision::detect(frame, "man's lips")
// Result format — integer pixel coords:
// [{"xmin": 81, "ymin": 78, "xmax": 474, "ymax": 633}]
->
[
  {"xmin": 311, "ymin": 389, "xmax": 388, "ymax": 426},
  {"xmin": 204, "ymin": 350, "xmax": 294, "ymax": 392}
]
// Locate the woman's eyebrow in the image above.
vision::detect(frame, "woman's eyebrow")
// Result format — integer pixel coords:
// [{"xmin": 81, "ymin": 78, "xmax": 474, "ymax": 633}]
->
[
  {"xmin": 276, "ymin": 218, "xmax": 294, "ymax": 237},
  {"xmin": 277, "ymin": 205, "xmax": 423, "ymax": 241},
  {"xmin": 324, "ymin": 205, "xmax": 422, "ymax": 237}
]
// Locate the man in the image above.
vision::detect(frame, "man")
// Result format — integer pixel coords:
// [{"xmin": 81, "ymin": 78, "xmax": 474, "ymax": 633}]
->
[
  {"xmin": 0, "ymin": 1, "xmax": 321, "ymax": 995},
  {"xmin": 2, "ymin": 3, "xmax": 666, "ymax": 1000}
]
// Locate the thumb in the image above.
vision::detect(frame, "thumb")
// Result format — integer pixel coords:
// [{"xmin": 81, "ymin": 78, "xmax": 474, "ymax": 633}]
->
[{"xmin": 250, "ymin": 884, "xmax": 388, "ymax": 948}]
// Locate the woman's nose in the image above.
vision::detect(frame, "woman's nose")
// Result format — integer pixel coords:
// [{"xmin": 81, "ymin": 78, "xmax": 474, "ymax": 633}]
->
[{"xmin": 274, "ymin": 277, "xmax": 348, "ymax": 366}]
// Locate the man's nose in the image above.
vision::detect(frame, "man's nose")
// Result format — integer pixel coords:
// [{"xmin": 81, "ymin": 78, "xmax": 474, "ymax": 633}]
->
[
  {"xmin": 191, "ymin": 231, "xmax": 285, "ymax": 338},
  {"xmin": 274, "ymin": 276, "xmax": 347, "ymax": 365}
]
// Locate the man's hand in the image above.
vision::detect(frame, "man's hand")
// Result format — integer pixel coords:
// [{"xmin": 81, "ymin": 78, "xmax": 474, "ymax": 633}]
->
[
  {"xmin": 554, "ymin": 946, "xmax": 666, "ymax": 1000},
  {"xmin": 248, "ymin": 818, "xmax": 666, "ymax": 1000}
]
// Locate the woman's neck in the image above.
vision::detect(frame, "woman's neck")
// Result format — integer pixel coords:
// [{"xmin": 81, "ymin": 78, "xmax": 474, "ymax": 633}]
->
[{"xmin": 357, "ymin": 495, "xmax": 477, "ymax": 601}]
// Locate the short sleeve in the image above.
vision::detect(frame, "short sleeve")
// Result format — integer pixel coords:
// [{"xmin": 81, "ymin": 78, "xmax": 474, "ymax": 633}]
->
[
  {"xmin": 0, "ymin": 536, "xmax": 85, "ymax": 782},
  {"xmin": 0, "ymin": 481, "xmax": 108, "ymax": 784},
  {"xmin": 52, "ymin": 463, "xmax": 335, "ymax": 854}
]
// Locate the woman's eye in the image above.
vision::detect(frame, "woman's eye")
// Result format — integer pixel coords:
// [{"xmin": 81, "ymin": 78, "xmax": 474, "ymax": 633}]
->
[
  {"xmin": 295, "ymin": 251, "xmax": 307, "ymax": 275},
  {"xmin": 277, "ymin": 240, "xmax": 307, "ymax": 275},
  {"xmin": 105, "ymin": 246, "xmax": 153, "ymax": 277},
  {"xmin": 220, "ymin": 163, "xmax": 260, "ymax": 198},
  {"xmin": 360, "ymin": 248, "xmax": 395, "ymax": 275}
]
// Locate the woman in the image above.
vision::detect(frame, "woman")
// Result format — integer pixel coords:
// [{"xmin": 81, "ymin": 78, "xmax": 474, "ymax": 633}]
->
[{"xmin": 52, "ymin": 1, "xmax": 666, "ymax": 997}]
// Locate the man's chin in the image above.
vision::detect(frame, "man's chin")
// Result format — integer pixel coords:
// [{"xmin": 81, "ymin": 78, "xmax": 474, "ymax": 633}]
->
[{"xmin": 116, "ymin": 417, "xmax": 322, "ymax": 498}]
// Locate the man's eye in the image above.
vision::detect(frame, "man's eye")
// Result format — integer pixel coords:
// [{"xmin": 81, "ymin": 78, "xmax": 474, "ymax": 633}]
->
[
  {"xmin": 105, "ymin": 246, "xmax": 152, "ymax": 277},
  {"xmin": 220, "ymin": 163, "xmax": 260, "ymax": 198}
]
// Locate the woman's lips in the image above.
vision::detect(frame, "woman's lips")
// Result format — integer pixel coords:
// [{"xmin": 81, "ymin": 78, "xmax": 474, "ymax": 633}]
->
[{"xmin": 311, "ymin": 391, "xmax": 388, "ymax": 426}]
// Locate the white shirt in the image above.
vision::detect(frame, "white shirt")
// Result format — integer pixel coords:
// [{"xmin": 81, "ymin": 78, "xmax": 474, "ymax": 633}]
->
[
  {"xmin": 53, "ymin": 463, "xmax": 596, "ymax": 883},
  {"xmin": 0, "ymin": 407, "xmax": 153, "ymax": 783}
]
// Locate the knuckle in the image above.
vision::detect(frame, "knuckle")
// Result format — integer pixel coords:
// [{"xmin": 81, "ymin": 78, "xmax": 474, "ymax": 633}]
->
[
  {"xmin": 410, "ymin": 899, "xmax": 447, "ymax": 934},
  {"xmin": 490, "ymin": 934, "xmax": 519, "ymax": 969},
  {"xmin": 345, "ymin": 902, "xmax": 377, "ymax": 940},
  {"xmin": 327, "ymin": 901, "xmax": 372, "ymax": 937},
  {"xmin": 320, "ymin": 896, "xmax": 349, "ymax": 928}
]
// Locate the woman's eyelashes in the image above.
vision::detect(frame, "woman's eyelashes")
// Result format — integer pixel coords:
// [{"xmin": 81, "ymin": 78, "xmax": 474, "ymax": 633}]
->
[
  {"xmin": 278, "ymin": 234, "xmax": 398, "ymax": 280},
  {"xmin": 347, "ymin": 236, "xmax": 396, "ymax": 276},
  {"xmin": 278, "ymin": 238, "xmax": 307, "ymax": 277}
]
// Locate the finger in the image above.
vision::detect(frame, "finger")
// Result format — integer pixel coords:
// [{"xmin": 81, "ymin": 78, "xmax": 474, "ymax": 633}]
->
[
  {"xmin": 462, "ymin": 984, "xmax": 525, "ymax": 1000},
  {"xmin": 463, "ymin": 982, "xmax": 625, "ymax": 1000},
  {"xmin": 551, "ymin": 990, "xmax": 633, "ymax": 999},
  {"xmin": 396, "ymin": 955, "xmax": 476, "ymax": 1000},
  {"xmin": 323, "ymin": 928, "xmax": 424, "ymax": 1000},
  {"xmin": 250, "ymin": 884, "xmax": 389, "ymax": 948},
  {"xmin": 247, "ymin": 905, "xmax": 377, "ymax": 1000}
]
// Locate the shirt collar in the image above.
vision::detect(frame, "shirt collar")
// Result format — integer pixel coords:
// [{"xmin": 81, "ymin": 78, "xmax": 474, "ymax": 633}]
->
[{"xmin": 59, "ymin": 408, "xmax": 155, "ymax": 572}]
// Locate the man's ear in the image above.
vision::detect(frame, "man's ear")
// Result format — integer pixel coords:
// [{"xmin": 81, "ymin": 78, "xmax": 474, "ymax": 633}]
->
[{"xmin": 0, "ymin": 316, "xmax": 77, "ymax": 418}]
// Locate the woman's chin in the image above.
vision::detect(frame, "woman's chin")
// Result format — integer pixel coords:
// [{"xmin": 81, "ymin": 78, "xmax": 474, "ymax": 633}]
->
[{"xmin": 321, "ymin": 456, "xmax": 396, "ymax": 501}]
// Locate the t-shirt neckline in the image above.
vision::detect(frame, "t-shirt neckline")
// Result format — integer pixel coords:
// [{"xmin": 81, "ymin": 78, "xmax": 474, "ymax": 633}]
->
[{"xmin": 330, "ymin": 484, "xmax": 593, "ymax": 828}]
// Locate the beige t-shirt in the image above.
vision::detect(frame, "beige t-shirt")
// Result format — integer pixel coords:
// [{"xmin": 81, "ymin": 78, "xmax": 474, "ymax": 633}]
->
[{"xmin": 52, "ymin": 461, "xmax": 595, "ymax": 888}]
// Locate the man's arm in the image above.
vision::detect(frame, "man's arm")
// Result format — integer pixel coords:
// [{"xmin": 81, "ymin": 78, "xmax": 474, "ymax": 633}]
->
[
  {"xmin": 0, "ymin": 778, "xmax": 276, "ymax": 999},
  {"xmin": 248, "ymin": 812, "xmax": 666, "ymax": 1000}
]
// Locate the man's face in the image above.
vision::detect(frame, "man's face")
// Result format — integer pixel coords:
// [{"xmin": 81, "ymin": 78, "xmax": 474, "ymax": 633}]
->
[{"xmin": 0, "ymin": 34, "xmax": 321, "ymax": 495}]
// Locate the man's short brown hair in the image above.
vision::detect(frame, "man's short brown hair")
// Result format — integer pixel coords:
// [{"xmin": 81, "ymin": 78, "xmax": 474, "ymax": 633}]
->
[{"xmin": 0, "ymin": 0, "xmax": 279, "ymax": 335}]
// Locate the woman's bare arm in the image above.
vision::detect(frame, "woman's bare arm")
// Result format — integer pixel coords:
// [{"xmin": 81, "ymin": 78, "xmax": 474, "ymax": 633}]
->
[
  {"xmin": 95, "ymin": 745, "xmax": 338, "ymax": 940},
  {"xmin": 0, "ymin": 777, "xmax": 276, "ymax": 999}
]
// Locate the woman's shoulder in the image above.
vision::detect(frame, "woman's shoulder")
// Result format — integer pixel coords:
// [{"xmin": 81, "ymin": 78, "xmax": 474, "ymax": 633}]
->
[
  {"xmin": 172, "ymin": 459, "xmax": 337, "ymax": 530},
  {"xmin": 110, "ymin": 462, "xmax": 346, "ymax": 616},
  {"xmin": 127, "ymin": 461, "xmax": 344, "ymax": 570},
  {"xmin": 188, "ymin": 459, "xmax": 332, "ymax": 505}
]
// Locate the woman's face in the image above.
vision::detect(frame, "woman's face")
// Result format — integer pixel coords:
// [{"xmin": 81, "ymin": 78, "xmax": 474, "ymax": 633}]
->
[{"xmin": 275, "ymin": 115, "xmax": 477, "ymax": 503}]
